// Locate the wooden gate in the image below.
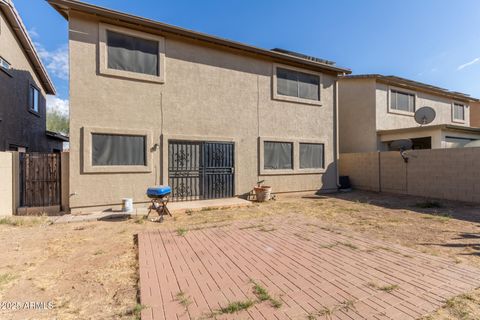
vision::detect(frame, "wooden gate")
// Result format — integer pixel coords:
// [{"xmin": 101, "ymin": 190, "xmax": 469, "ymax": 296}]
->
[{"xmin": 19, "ymin": 153, "xmax": 61, "ymax": 207}]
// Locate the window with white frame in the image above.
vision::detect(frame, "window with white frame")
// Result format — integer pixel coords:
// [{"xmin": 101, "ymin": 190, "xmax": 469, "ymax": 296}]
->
[
  {"xmin": 0, "ymin": 56, "xmax": 11, "ymax": 70},
  {"xmin": 453, "ymin": 103, "xmax": 465, "ymax": 121},
  {"xmin": 390, "ymin": 90, "xmax": 415, "ymax": 113},
  {"xmin": 276, "ymin": 67, "xmax": 320, "ymax": 101},
  {"xmin": 92, "ymin": 133, "xmax": 146, "ymax": 166},
  {"xmin": 29, "ymin": 85, "xmax": 39, "ymax": 112},
  {"xmin": 299, "ymin": 143, "xmax": 324, "ymax": 169},
  {"xmin": 106, "ymin": 30, "xmax": 159, "ymax": 76},
  {"xmin": 264, "ymin": 141, "xmax": 293, "ymax": 170}
]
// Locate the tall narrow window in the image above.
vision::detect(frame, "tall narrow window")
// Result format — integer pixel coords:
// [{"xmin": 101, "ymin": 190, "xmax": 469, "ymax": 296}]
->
[
  {"xmin": 277, "ymin": 67, "xmax": 320, "ymax": 101},
  {"xmin": 92, "ymin": 134, "xmax": 146, "ymax": 166},
  {"xmin": 390, "ymin": 90, "xmax": 415, "ymax": 113},
  {"xmin": 264, "ymin": 141, "xmax": 293, "ymax": 170},
  {"xmin": 453, "ymin": 103, "xmax": 465, "ymax": 121},
  {"xmin": 300, "ymin": 143, "xmax": 324, "ymax": 169},
  {"xmin": 29, "ymin": 85, "xmax": 39, "ymax": 112},
  {"xmin": 107, "ymin": 30, "xmax": 159, "ymax": 76}
]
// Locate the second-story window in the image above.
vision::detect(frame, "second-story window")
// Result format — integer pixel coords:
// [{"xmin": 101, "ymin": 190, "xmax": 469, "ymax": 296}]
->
[
  {"xmin": 390, "ymin": 90, "xmax": 415, "ymax": 113},
  {"xmin": 0, "ymin": 56, "xmax": 11, "ymax": 70},
  {"xmin": 106, "ymin": 30, "xmax": 159, "ymax": 76},
  {"xmin": 276, "ymin": 67, "xmax": 320, "ymax": 101},
  {"xmin": 453, "ymin": 103, "xmax": 465, "ymax": 122},
  {"xmin": 29, "ymin": 85, "xmax": 39, "ymax": 113}
]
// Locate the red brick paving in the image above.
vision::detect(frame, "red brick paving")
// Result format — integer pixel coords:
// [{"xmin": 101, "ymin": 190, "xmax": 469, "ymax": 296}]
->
[{"xmin": 138, "ymin": 217, "xmax": 480, "ymax": 319}]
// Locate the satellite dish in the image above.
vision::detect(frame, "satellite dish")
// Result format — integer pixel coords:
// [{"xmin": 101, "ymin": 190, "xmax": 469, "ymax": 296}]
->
[
  {"xmin": 464, "ymin": 140, "xmax": 480, "ymax": 148},
  {"xmin": 414, "ymin": 107, "xmax": 436, "ymax": 125},
  {"xmin": 389, "ymin": 139, "xmax": 413, "ymax": 151}
]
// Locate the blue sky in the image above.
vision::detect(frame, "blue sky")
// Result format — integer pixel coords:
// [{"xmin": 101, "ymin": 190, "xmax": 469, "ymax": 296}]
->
[{"xmin": 14, "ymin": 0, "xmax": 480, "ymax": 112}]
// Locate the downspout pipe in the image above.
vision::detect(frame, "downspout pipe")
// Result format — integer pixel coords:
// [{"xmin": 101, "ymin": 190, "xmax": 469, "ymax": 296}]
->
[{"xmin": 334, "ymin": 76, "xmax": 341, "ymax": 189}]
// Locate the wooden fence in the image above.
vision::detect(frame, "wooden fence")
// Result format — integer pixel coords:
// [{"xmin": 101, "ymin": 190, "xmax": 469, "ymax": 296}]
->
[{"xmin": 19, "ymin": 153, "xmax": 61, "ymax": 207}]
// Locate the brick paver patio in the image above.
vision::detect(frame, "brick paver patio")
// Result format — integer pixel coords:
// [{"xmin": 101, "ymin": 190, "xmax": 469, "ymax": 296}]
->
[{"xmin": 138, "ymin": 217, "xmax": 480, "ymax": 320}]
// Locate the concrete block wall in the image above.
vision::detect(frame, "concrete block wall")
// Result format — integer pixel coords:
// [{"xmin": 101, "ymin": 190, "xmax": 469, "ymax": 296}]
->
[
  {"xmin": 340, "ymin": 148, "xmax": 480, "ymax": 203},
  {"xmin": 338, "ymin": 152, "xmax": 380, "ymax": 192}
]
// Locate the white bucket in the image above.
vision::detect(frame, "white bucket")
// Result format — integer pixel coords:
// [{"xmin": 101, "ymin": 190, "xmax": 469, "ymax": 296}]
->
[{"xmin": 122, "ymin": 198, "xmax": 133, "ymax": 213}]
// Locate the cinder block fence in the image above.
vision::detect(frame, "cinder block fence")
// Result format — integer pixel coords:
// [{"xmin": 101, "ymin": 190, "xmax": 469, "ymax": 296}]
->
[
  {"xmin": 0, "ymin": 152, "xmax": 15, "ymax": 215},
  {"xmin": 340, "ymin": 148, "xmax": 480, "ymax": 203}
]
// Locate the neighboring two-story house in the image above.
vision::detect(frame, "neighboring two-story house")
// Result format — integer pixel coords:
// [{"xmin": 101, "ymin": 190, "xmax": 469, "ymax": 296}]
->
[
  {"xmin": 47, "ymin": 0, "xmax": 350, "ymax": 212},
  {"xmin": 0, "ymin": 0, "xmax": 67, "ymax": 152},
  {"xmin": 338, "ymin": 74, "xmax": 480, "ymax": 153}
]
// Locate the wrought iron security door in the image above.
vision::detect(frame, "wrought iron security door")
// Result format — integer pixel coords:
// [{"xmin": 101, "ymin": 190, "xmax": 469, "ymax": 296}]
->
[{"xmin": 168, "ymin": 141, "xmax": 234, "ymax": 201}]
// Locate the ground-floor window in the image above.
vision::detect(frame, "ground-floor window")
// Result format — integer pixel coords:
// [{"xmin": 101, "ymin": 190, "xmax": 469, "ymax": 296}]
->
[
  {"xmin": 263, "ymin": 141, "xmax": 293, "ymax": 170},
  {"xmin": 8, "ymin": 144, "xmax": 27, "ymax": 153},
  {"xmin": 299, "ymin": 143, "xmax": 324, "ymax": 169},
  {"xmin": 445, "ymin": 136, "xmax": 476, "ymax": 148},
  {"xmin": 92, "ymin": 133, "xmax": 146, "ymax": 166}
]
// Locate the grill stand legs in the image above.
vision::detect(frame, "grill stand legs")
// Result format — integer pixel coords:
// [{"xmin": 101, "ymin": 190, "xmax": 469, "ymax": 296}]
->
[{"xmin": 147, "ymin": 198, "xmax": 172, "ymax": 222}]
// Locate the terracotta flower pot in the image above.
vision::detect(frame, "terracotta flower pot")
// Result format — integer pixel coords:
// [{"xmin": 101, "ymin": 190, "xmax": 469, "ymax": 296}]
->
[{"xmin": 254, "ymin": 186, "xmax": 272, "ymax": 202}]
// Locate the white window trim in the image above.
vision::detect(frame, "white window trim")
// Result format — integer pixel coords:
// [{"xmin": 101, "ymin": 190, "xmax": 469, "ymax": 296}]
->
[
  {"xmin": 259, "ymin": 137, "xmax": 326, "ymax": 175},
  {"xmin": 451, "ymin": 101, "xmax": 467, "ymax": 124},
  {"xmin": 83, "ymin": 127, "xmax": 153, "ymax": 173},
  {"xmin": 98, "ymin": 23, "xmax": 166, "ymax": 83},
  {"xmin": 387, "ymin": 86, "xmax": 417, "ymax": 116},
  {"xmin": 0, "ymin": 56, "xmax": 11, "ymax": 70},
  {"xmin": 272, "ymin": 64, "xmax": 322, "ymax": 106}
]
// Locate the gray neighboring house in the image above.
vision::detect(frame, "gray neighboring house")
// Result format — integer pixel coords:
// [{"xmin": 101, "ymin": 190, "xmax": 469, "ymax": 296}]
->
[
  {"xmin": 338, "ymin": 74, "xmax": 480, "ymax": 153},
  {"xmin": 47, "ymin": 0, "xmax": 351, "ymax": 213},
  {"xmin": 0, "ymin": 0, "xmax": 67, "ymax": 152}
]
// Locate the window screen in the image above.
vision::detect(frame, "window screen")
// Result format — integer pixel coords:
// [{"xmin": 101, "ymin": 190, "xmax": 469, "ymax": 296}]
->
[
  {"xmin": 107, "ymin": 30, "xmax": 159, "ymax": 76},
  {"xmin": 29, "ymin": 86, "xmax": 39, "ymax": 112},
  {"xmin": 300, "ymin": 143, "xmax": 324, "ymax": 169},
  {"xmin": 92, "ymin": 134, "xmax": 146, "ymax": 166},
  {"xmin": 453, "ymin": 103, "xmax": 465, "ymax": 121},
  {"xmin": 390, "ymin": 90, "xmax": 415, "ymax": 112},
  {"xmin": 277, "ymin": 68, "xmax": 320, "ymax": 101},
  {"xmin": 264, "ymin": 141, "xmax": 293, "ymax": 170}
]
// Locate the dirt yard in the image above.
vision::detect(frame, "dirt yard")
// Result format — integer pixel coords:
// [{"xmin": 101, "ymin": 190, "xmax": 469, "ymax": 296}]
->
[{"xmin": 0, "ymin": 191, "xmax": 479, "ymax": 320}]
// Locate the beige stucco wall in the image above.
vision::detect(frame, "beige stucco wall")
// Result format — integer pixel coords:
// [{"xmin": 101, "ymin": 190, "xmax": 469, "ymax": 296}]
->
[
  {"xmin": 60, "ymin": 152, "xmax": 69, "ymax": 212},
  {"xmin": 0, "ymin": 9, "xmax": 45, "ymax": 96},
  {"xmin": 340, "ymin": 148, "xmax": 480, "ymax": 203},
  {"xmin": 0, "ymin": 152, "xmax": 13, "ymax": 216},
  {"xmin": 375, "ymin": 82, "xmax": 471, "ymax": 130},
  {"xmin": 68, "ymin": 12, "xmax": 339, "ymax": 212},
  {"xmin": 338, "ymin": 78, "xmax": 377, "ymax": 153}
]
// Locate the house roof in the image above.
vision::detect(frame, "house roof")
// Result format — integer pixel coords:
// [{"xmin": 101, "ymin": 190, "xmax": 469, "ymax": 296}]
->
[
  {"xmin": 341, "ymin": 74, "xmax": 479, "ymax": 103},
  {"xmin": 46, "ymin": 0, "xmax": 351, "ymax": 75},
  {"xmin": 0, "ymin": 0, "xmax": 56, "ymax": 94},
  {"xmin": 46, "ymin": 130, "xmax": 69, "ymax": 141},
  {"xmin": 377, "ymin": 124, "xmax": 480, "ymax": 135}
]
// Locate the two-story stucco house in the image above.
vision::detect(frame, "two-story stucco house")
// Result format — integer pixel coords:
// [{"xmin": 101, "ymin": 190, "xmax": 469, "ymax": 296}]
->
[
  {"xmin": 47, "ymin": 0, "xmax": 350, "ymax": 213},
  {"xmin": 0, "ymin": 0, "xmax": 67, "ymax": 152},
  {"xmin": 338, "ymin": 75, "xmax": 480, "ymax": 153}
]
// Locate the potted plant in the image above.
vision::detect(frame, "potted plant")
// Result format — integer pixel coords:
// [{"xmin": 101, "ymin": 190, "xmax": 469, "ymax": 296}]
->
[{"xmin": 254, "ymin": 180, "xmax": 272, "ymax": 202}]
